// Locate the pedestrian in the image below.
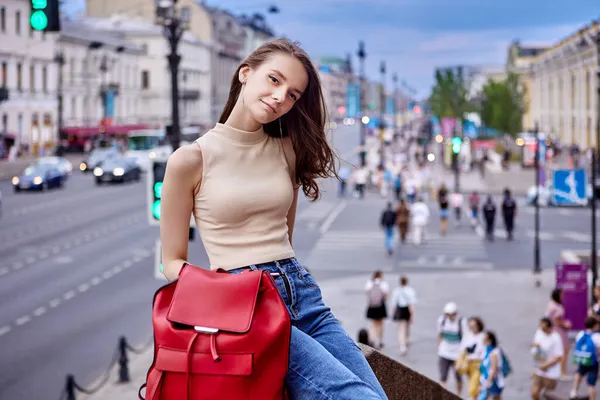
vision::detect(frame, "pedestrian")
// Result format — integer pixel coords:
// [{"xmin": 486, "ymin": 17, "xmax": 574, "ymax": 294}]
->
[
  {"xmin": 365, "ymin": 271, "xmax": 389, "ymax": 349},
  {"xmin": 501, "ymin": 189, "xmax": 517, "ymax": 240},
  {"xmin": 468, "ymin": 191, "xmax": 481, "ymax": 228},
  {"xmin": 531, "ymin": 317, "xmax": 564, "ymax": 400},
  {"xmin": 159, "ymin": 39, "xmax": 386, "ymax": 399},
  {"xmin": 393, "ymin": 174, "xmax": 403, "ymax": 201},
  {"xmin": 478, "ymin": 331, "xmax": 505, "ymax": 400},
  {"xmin": 450, "ymin": 191, "xmax": 464, "ymax": 227},
  {"xmin": 396, "ymin": 199, "xmax": 410, "ymax": 244},
  {"xmin": 380, "ymin": 202, "xmax": 397, "ymax": 255},
  {"xmin": 438, "ymin": 302, "xmax": 467, "ymax": 395},
  {"xmin": 482, "ymin": 196, "xmax": 496, "ymax": 242},
  {"xmin": 438, "ymin": 184, "xmax": 450, "ymax": 235},
  {"xmin": 546, "ymin": 288, "xmax": 572, "ymax": 379},
  {"xmin": 587, "ymin": 285, "xmax": 600, "ymax": 326},
  {"xmin": 570, "ymin": 317, "xmax": 600, "ymax": 400},
  {"xmin": 338, "ymin": 165, "xmax": 351, "ymax": 197},
  {"xmin": 411, "ymin": 196, "xmax": 430, "ymax": 245},
  {"xmin": 391, "ymin": 276, "xmax": 417, "ymax": 355},
  {"xmin": 456, "ymin": 317, "xmax": 486, "ymax": 400},
  {"xmin": 353, "ymin": 165, "xmax": 368, "ymax": 199}
]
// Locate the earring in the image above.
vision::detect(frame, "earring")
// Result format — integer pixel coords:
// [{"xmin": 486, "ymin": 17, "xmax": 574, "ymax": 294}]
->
[{"xmin": 279, "ymin": 118, "xmax": 283, "ymax": 139}]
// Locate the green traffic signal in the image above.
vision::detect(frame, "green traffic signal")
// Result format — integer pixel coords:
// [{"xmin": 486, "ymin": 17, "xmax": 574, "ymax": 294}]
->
[
  {"xmin": 451, "ymin": 136, "xmax": 462, "ymax": 154},
  {"xmin": 30, "ymin": 10, "xmax": 48, "ymax": 30},
  {"xmin": 152, "ymin": 200, "xmax": 161, "ymax": 220},
  {"xmin": 154, "ymin": 182, "xmax": 163, "ymax": 199}
]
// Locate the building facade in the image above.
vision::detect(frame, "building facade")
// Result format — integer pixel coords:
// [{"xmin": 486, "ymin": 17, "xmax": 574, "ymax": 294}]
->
[
  {"xmin": 238, "ymin": 13, "xmax": 274, "ymax": 56},
  {"xmin": 506, "ymin": 41, "xmax": 548, "ymax": 132},
  {"xmin": 88, "ymin": 16, "xmax": 213, "ymax": 129},
  {"xmin": 0, "ymin": 0, "xmax": 58, "ymax": 156},
  {"xmin": 208, "ymin": 8, "xmax": 247, "ymax": 122},
  {"xmin": 317, "ymin": 56, "xmax": 352, "ymax": 122},
  {"xmin": 529, "ymin": 21, "xmax": 599, "ymax": 148},
  {"xmin": 58, "ymin": 19, "xmax": 146, "ymax": 130}
]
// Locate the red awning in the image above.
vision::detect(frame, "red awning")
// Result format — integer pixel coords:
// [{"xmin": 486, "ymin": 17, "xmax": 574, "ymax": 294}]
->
[{"xmin": 62, "ymin": 124, "xmax": 154, "ymax": 137}]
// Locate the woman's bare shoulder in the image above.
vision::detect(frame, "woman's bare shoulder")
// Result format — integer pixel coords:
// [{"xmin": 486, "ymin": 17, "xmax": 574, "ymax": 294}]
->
[{"xmin": 166, "ymin": 143, "xmax": 203, "ymax": 182}]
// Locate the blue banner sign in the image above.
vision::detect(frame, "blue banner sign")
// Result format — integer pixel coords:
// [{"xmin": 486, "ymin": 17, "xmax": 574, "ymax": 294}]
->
[{"xmin": 346, "ymin": 83, "xmax": 360, "ymax": 118}]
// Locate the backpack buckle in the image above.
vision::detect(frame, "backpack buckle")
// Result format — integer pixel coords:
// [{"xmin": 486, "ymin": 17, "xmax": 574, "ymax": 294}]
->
[{"xmin": 194, "ymin": 326, "xmax": 219, "ymax": 334}]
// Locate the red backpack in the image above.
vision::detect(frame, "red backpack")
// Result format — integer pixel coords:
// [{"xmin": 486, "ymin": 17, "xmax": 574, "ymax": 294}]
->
[{"xmin": 139, "ymin": 263, "xmax": 291, "ymax": 399}]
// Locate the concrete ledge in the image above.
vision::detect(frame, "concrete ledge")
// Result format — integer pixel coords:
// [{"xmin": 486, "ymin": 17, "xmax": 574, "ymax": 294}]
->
[{"xmin": 359, "ymin": 343, "xmax": 461, "ymax": 400}]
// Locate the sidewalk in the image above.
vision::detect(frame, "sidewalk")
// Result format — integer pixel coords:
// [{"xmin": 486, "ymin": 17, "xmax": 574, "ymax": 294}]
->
[{"xmin": 81, "ymin": 268, "xmax": 575, "ymax": 400}]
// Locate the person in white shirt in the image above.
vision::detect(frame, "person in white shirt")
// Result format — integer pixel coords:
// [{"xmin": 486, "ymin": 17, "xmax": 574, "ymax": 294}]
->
[
  {"xmin": 410, "ymin": 197, "xmax": 430, "ymax": 245},
  {"xmin": 438, "ymin": 302, "xmax": 467, "ymax": 395},
  {"xmin": 456, "ymin": 317, "xmax": 486, "ymax": 400},
  {"xmin": 531, "ymin": 317, "xmax": 564, "ymax": 400},
  {"xmin": 450, "ymin": 192, "xmax": 464, "ymax": 226},
  {"xmin": 353, "ymin": 166, "xmax": 368, "ymax": 199},
  {"xmin": 365, "ymin": 270, "xmax": 389, "ymax": 349},
  {"xmin": 570, "ymin": 317, "xmax": 600, "ymax": 400},
  {"xmin": 391, "ymin": 276, "xmax": 417, "ymax": 355}
]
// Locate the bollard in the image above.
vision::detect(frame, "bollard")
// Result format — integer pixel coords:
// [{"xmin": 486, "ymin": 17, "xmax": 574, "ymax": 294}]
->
[
  {"xmin": 65, "ymin": 374, "xmax": 77, "ymax": 400},
  {"xmin": 118, "ymin": 336, "xmax": 130, "ymax": 383}
]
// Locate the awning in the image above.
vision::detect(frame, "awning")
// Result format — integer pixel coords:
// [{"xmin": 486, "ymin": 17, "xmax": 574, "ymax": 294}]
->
[{"xmin": 62, "ymin": 124, "xmax": 153, "ymax": 137}]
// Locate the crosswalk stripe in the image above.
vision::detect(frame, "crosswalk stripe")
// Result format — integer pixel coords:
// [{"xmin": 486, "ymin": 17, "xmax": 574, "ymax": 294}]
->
[
  {"xmin": 561, "ymin": 231, "xmax": 591, "ymax": 242},
  {"xmin": 396, "ymin": 260, "xmax": 494, "ymax": 269}
]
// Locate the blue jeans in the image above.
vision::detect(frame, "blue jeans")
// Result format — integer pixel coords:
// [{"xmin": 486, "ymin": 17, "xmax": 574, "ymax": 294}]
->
[
  {"xmin": 229, "ymin": 258, "xmax": 387, "ymax": 400},
  {"xmin": 384, "ymin": 226, "xmax": 394, "ymax": 251}
]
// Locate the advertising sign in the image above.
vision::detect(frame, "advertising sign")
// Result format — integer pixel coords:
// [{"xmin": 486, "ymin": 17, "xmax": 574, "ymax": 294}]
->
[
  {"xmin": 346, "ymin": 83, "xmax": 360, "ymax": 119},
  {"xmin": 103, "ymin": 88, "xmax": 117, "ymax": 119},
  {"xmin": 555, "ymin": 263, "xmax": 588, "ymax": 331}
]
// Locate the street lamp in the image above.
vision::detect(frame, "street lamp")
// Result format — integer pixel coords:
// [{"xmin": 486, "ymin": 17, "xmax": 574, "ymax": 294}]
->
[
  {"xmin": 357, "ymin": 40, "xmax": 367, "ymax": 166},
  {"xmin": 155, "ymin": 0, "xmax": 190, "ymax": 152},
  {"xmin": 590, "ymin": 27, "xmax": 600, "ymax": 299},
  {"xmin": 533, "ymin": 122, "xmax": 541, "ymax": 286}
]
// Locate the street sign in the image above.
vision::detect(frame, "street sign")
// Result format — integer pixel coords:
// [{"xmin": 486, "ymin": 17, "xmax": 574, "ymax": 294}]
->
[
  {"xmin": 553, "ymin": 169, "xmax": 587, "ymax": 206},
  {"xmin": 345, "ymin": 83, "xmax": 360, "ymax": 119}
]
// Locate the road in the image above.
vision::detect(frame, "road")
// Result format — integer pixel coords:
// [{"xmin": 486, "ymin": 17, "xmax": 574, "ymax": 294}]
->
[
  {"xmin": 1, "ymin": 121, "xmax": 597, "ymax": 399},
  {"xmin": 0, "ymin": 123, "xmax": 360, "ymax": 400}
]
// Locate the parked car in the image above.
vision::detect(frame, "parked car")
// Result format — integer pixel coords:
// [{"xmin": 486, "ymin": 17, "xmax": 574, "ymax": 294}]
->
[
  {"xmin": 37, "ymin": 156, "xmax": 73, "ymax": 180},
  {"xmin": 93, "ymin": 156, "xmax": 142, "ymax": 185},
  {"xmin": 12, "ymin": 164, "xmax": 64, "ymax": 192},
  {"xmin": 80, "ymin": 148, "xmax": 120, "ymax": 173}
]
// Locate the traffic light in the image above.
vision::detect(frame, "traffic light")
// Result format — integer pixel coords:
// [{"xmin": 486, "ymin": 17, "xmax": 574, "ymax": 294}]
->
[
  {"xmin": 451, "ymin": 136, "xmax": 462, "ymax": 154},
  {"xmin": 148, "ymin": 161, "xmax": 167, "ymax": 226},
  {"xmin": 29, "ymin": 0, "xmax": 61, "ymax": 32}
]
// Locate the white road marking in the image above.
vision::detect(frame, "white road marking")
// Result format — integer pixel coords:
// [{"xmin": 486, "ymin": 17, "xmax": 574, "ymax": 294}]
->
[
  {"xmin": 562, "ymin": 231, "xmax": 591, "ymax": 242},
  {"xmin": 12, "ymin": 261, "xmax": 24, "ymax": 270},
  {"xmin": 25, "ymin": 256, "xmax": 36, "ymax": 264},
  {"xmin": 49, "ymin": 298, "xmax": 61, "ymax": 308},
  {"xmin": 63, "ymin": 291, "xmax": 76, "ymax": 301},
  {"xmin": 77, "ymin": 283, "xmax": 90, "ymax": 293},
  {"xmin": 0, "ymin": 326, "xmax": 11, "ymax": 337},
  {"xmin": 0, "ymin": 267, "xmax": 9, "ymax": 276},
  {"xmin": 319, "ymin": 201, "xmax": 347, "ymax": 234},
  {"xmin": 39, "ymin": 251, "xmax": 49, "ymax": 259},
  {"xmin": 123, "ymin": 260, "xmax": 133, "ymax": 269},
  {"xmin": 33, "ymin": 307, "xmax": 46, "ymax": 317},
  {"xmin": 90, "ymin": 277, "xmax": 102, "ymax": 286},
  {"xmin": 15, "ymin": 316, "xmax": 31, "ymax": 326},
  {"xmin": 103, "ymin": 270, "xmax": 114, "ymax": 279}
]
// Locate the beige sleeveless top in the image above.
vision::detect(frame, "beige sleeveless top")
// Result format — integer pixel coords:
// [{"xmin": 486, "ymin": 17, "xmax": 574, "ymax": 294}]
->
[{"xmin": 193, "ymin": 123, "xmax": 295, "ymax": 270}]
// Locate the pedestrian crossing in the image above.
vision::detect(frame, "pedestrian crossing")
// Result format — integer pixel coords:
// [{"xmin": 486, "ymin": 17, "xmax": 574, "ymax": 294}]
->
[
  {"xmin": 305, "ymin": 230, "xmax": 494, "ymax": 271},
  {"xmin": 476, "ymin": 225, "xmax": 594, "ymax": 243},
  {"xmin": 295, "ymin": 200, "xmax": 339, "ymax": 229}
]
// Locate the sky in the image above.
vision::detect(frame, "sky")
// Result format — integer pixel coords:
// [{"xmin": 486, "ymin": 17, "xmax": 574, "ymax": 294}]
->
[{"xmin": 66, "ymin": 0, "xmax": 599, "ymax": 99}]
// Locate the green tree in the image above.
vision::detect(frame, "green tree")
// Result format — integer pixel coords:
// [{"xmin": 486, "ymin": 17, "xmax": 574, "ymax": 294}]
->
[
  {"xmin": 429, "ymin": 67, "xmax": 471, "ymax": 120},
  {"xmin": 479, "ymin": 73, "xmax": 525, "ymax": 136}
]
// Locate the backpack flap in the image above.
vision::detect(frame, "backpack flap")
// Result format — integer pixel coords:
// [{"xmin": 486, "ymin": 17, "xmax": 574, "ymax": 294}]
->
[{"xmin": 166, "ymin": 264, "xmax": 262, "ymax": 333}]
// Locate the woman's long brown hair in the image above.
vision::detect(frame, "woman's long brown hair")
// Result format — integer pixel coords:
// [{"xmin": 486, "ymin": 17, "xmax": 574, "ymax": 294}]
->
[{"xmin": 218, "ymin": 38, "xmax": 337, "ymax": 201}]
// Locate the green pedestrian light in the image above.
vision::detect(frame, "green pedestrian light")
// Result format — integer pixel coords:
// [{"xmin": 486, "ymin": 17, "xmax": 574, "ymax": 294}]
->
[
  {"xmin": 154, "ymin": 182, "xmax": 163, "ymax": 199},
  {"xmin": 152, "ymin": 200, "xmax": 161, "ymax": 220},
  {"xmin": 149, "ymin": 161, "xmax": 167, "ymax": 225},
  {"xmin": 30, "ymin": 10, "xmax": 48, "ymax": 30},
  {"xmin": 451, "ymin": 136, "xmax": 462, "ymax": 155}
]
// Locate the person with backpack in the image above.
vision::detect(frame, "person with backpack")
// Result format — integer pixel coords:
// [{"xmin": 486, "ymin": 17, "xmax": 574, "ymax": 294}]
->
[
  {"xmin": 380, "ymin": 202, "xmax": 397, "ymax": 256},
  {"xmin": 158, "ymin": 39, "xmax": 387, "ymax": 400},
  {"xmin": 365, "ymin": 270, "xmax": 390, "ymax": 349},
  {"xmin": 531, "ymin": 317, "xmax": 564, "ymax": 400},
  {"xmin": 501, "ymin": 188, "xmax": 517, "ymax": 240},
  {"xmin": 438, "ymin": 302, "xmax": 467, "ymax": 395},
  {"xmin": 393, "ymin": 174, "xmax": 403, "ymax": 200},
  {"xmin": 570, "ymin": 317, "xmax": 600, "ymax": 399},
  {"xmin": 468, "ymin": 191, "xmax": 481, "ymax": 228},
  {"xmin": 478, "ymin": 331, "xmax": 509, "ymax": 400}
]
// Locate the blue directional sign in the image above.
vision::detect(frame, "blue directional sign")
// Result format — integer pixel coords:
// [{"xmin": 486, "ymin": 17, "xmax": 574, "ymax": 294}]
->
[
  {"xmin": 346, "ymin": 83, "xmax": 360, "ymax": 118},
  {"xmin": 553, "ymin": 169, "xmax": 587, "ymax": 206}
]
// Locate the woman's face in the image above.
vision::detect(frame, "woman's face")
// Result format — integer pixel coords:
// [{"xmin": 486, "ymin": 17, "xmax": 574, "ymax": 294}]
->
[
  {"xmin": 469, "ymin": 320, "xmax": 479, "ymax": 333},
  {"xmin": 239, "ymin": 52, "xmax": 308, "ymax": 125},
  {"xmin": 483, "ymin": 333, "xmax": 491, "ymax": 346}
]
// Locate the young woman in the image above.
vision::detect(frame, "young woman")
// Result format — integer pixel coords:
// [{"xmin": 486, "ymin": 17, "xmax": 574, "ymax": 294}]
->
[
  {"xmin": 160, "ymin": 39, "xmax": 387, "ymax": 399},
  {"xmin": 479, "ymin": 331, "xmax": 504, "ymax": 400},
  {"xmin": 391, "ymin": 276, "xmax": 416, "ymax": 355},
  {"xmin": 365, "ymin": 270, "xmax": 389, "ymax": 349}
]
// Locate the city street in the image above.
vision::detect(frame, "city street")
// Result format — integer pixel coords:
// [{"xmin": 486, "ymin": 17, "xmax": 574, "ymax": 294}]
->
[{"xmin": 0, "ymin": 123, "xmax": 598, "ymax": 399}]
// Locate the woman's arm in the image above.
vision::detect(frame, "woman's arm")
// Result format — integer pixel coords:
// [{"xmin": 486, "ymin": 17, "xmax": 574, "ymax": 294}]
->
[
  {"xmin": 487, "ymin": 351, "xmax": 499, "ymax": 382},
  {"xmin": 160, "ymin": 145, "xmax": 203, "ymax": 281},
  {"xmin": 282, "ymin": 137, "xmax": 298, "ymax": 247}
]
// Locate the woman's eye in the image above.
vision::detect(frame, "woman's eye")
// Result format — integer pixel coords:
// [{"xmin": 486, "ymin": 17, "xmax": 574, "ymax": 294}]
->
[
  {"xmin": 269, "ymin": 75, "xmax": 278, "ymax": 84},
  {"xmin": 289, "ymin": 93, "xmax": 297, "ymax": 101}
]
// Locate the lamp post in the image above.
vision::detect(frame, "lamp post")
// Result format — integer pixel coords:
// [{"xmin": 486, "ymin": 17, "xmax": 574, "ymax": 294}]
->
[
  {"xmin": 155, "ymin": 0, "xmax": 190, "ymax": 152},
  {"xmin": 591, "ymin": 28, "xmax": 600, "ymax": 299},
  {"xmin": 533, "ymin": 121, "xmax": 541, "ymax": 286},
  {"xmin": 357, "ymin": 40, "xmax": 366, "ymax": 166},
  {"xmin": 54, "ymin": 52, "xmax": 64, "ymax": 155}
]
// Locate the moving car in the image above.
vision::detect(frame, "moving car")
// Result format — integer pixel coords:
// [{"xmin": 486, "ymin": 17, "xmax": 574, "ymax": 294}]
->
[
  {"xmin": 12, "ymin": 164, "xmax": 64, "ymax": 192},
  {"xmin": 94, "ymin": 156, "xmax": 142, "ymax": 185},
  {"xmin": 80, "ymin": 148, "xmax": 120, "ymax": 173},
  {"xmin": 37, "ymin": 156, "xmax": 73, "ymax": 180}
]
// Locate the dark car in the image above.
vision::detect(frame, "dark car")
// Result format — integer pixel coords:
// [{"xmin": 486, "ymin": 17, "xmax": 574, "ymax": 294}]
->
[
  {"xmin": 12, "ymin": 164, "xmax": 64, "ymax": 192},
  {"xmin": 93, "ymin": 156, "xmax": 142, "ymax": 185},
  {"xmin": 80, "ymin": 148, "xmax": 120, "ymax": 173}
]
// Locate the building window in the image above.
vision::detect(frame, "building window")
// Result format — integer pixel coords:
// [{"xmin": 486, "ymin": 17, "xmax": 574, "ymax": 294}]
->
[
  {"xmin": 141, "ymin": 70, "xmax": 149, "ymax": 89},
  {"xmin": 30, "ymin": 64, "xmax": 36, "ymax": 92},
  {"xmin": 1, "ymin": 7, "xmax": 5, "ymax": 32},
  {"xmin": 1, "ymin": 62, "xmax": 6, "ymax": 87},
  {"xmin": 17, "ymin": 63, "xmax": 22, "ymax": 91},
  {"xmin": 42, "ymin": 66, "xmax": 47, "ymax": 92},
  {"xmin": 15, "ymin": 11, "xmax": 21, "ymax": 35}
]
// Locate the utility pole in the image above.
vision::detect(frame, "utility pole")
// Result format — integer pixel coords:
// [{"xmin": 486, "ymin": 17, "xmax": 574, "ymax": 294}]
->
[
  {"xmin": 357, "ymin": 40, "xmax": 367, "ymax": 166},
  {"xmin": 55, "ymin": 52, "xmax": 64, "ymax": 155},
  {"xmin": 591, "ymin": 30, "xmax": 600, "ymax": 300},
  {"xmin": 534, "ymin": 122, "xmax": 541, "ymax": 286}
]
